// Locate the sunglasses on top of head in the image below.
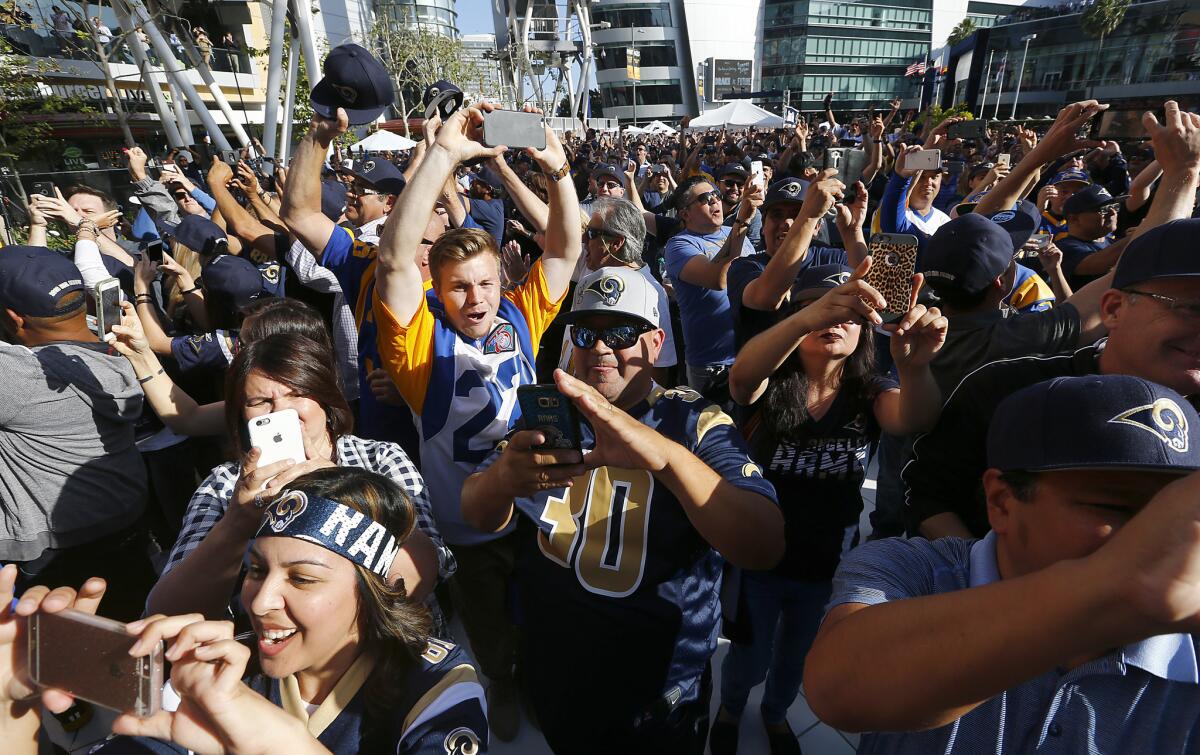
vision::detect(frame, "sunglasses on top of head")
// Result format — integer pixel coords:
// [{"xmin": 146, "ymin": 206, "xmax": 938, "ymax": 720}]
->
[{"xmin": 571, "ymin": 322, "xmax": 652, "ymax": 350}]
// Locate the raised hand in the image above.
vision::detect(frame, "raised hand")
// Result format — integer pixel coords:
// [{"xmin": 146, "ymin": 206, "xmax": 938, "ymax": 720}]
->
[
  {"xmin": 310, "ymin": 107, "xmax": 349, "ymax": 146},
  {"xmin": 554, "ymin": 369, "xmax": 674, "ymax": 473},
  {"xmin": 800, "ymin": 168, "xmax": 844, "ymax": 219},
  {"xmin": 1142, "ymin": 100, "xmax": 1200, "ymax": 176},
  {"xmin": 1037, "ymin": 100, "xmax": 1109, "ymax": 160},
  {"xmin": 885, "ymin": 275, "xmax": 947, "ymax": 369},
  {"xmin": 797, "ymin": 257, "xmax": 886, "ymax": 331},
  {"xmin": 835, "ymin": 180, "xmax": 868, "ymax": 231},
  {"xmin": 435, "ymin": 105, "xmax": 506, "ymax": 166}
]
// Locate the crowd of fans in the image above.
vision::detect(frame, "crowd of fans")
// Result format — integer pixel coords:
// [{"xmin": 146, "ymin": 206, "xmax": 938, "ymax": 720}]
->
[{"xmin": 2, "ymin": 41, "xmax": 1200, "ymax": 755}]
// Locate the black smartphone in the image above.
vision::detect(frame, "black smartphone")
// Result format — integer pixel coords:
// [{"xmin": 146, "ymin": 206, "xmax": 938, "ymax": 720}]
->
[
  {"xmin": 823, "ymin": 148, "xmax": 869, "ymax": 188},
  {"xmin": 517, "ymin": 384, "xmax": 583, "ymax": 451},
  {"xmin": 949, "ymin": 119, "xmax": 988, "ymax": 140},
  {"xmin": 31, "ymin": 181, "xmax": 54, "ymax": 197},
  {"xmin": 222, "ymin": 149, "xmax": 239, "ymax": 166},
  {"xmin": 482, "ymin": 110, "xmax": 547, "ymax": 150},
  {"xmin": 144, "ymin": 239, "xmax": 164, "ymax": 264}
]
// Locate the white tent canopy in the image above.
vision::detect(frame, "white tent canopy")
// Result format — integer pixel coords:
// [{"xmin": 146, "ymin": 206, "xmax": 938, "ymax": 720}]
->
[
  {"xmin": 643, "ymin": 120, "xmax": 676, "ymax": 135},
  {"xmin": 354, "ymin": 130, "xmax": 417, "ymax": 152},
  {"xmin": 687, "ymin": 101, "xmax": 785, "ymax": 131},
  {"xmin": 624, "ymin": 125, "xmax": 648, "ymax": 135}
]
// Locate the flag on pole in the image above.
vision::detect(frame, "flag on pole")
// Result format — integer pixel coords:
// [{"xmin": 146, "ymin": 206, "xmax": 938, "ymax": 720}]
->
[
  {"xmin": 905, "ymin": 61, "xmax": 927, "ymax": 77},
  {"xmin": 995, "ymin": 52, "xmax": 1009, "ymax": 83}
]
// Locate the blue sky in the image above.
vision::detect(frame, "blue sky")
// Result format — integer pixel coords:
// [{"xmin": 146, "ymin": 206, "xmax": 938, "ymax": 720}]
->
[{"xmin": 457, "ymin": 0, "xmax": 495, "ymax": 35}]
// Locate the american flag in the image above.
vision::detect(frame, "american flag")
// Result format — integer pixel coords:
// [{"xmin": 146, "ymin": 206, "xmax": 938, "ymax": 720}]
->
[{"xmin": 905, "ymin": 61, "xmax": 927, "ymax": 77}]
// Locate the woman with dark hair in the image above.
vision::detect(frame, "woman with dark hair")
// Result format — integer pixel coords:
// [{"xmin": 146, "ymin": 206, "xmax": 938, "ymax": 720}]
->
[
  {"xmin": 144, "ymin": 333, "xmax": 453, "ymax": 638},
  {"xmin": 0, "ymin": 467, "xmax": 487, "ymax": 754},
  {"xmin": 709, "ymin": 261, "xmax": 947, "ymax": 754}
]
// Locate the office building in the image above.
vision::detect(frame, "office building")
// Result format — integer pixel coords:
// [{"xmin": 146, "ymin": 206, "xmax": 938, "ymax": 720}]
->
[
  {"xmin": 374, "ymin": 0, "xmax": 460, "ymax": 38},
  {"xmin": 461, "ymin": 33, "xmax": 506, "ymax": 101},
  {"xmin": 947, "ymin": 0, "xmax": 1200, "ymax": 124}
]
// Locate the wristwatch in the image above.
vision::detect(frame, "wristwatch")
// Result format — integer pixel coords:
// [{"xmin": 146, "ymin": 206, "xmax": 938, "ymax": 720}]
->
[{"xmin": 545, "ymin": 160, "xmax": 570, "ymax": 182}]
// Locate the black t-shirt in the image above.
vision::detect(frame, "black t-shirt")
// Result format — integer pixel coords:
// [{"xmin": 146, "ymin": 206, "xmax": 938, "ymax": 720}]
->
[
  {"xmin": 1056, "ymin": 235, "xmax": 1108, "ymax": 291},
  {"xmin": 743, "ymin": 374, "xmax": 896, "ymax": 581}
]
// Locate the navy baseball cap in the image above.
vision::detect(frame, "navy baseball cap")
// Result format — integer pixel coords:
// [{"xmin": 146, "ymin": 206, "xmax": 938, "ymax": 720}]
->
[
  {"xmin": 161, "ymin": 215, "xmax": 228, "ymax": 257},
  {"xmin": 0, "ymin": 245, "xmax": 85, "ymax": 317},
  {"xmin": 981, "ymin": 200, "xmax": 1041, "ymax": 251},
  {"xmin": 592, "ymin": 164, "xmax": 623, "ymax": 184},
  {"xmin": 791, "ymin": 262, "xmax": 852, "ymax": 303},
  {"xmin": 423, "ymin": 79, "xmax": 463, "ymax": 121},
  {"xmin": 1064, "ymin": 184, "xmax": 1127, "ymax": 215},
  {"xmin": 921, "ymin": 213, "xmax": 1013, "ymax": 296},
  {"xmin": 339, "ymin": 156, "xmax": 405, "ymax": 196},
  {"xmin": 762, "ymin": 177, "xmax": 809, "ymax": 212},
  {"xmin": 1050, "ymin": 168, "xmax": 1091, "ymax": 187},
  {"xmin": 988, "ymin": 375, "xmax": 1200, "ymax": 473},
  {"xmin": 201, "ymin": 254, "xmax": 265, "ymax": 311},
  {"xmin": 1113, "ymin": 218, "xmax": 1200, "ymax": 290},
  {"xmin": 321, "ymin": 179, "xmax": 348, "ymax": 221},
  {"xmin": 311, "ymin": 44, "xmax": 395, "ymax": 125},
  {"xmin": 719, "ymin": 164, "xmax": 749, "ymax": 182}
]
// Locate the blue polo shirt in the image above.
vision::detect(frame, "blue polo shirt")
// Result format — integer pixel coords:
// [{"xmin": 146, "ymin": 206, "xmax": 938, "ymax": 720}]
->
[
  {"xmin": 664, "ymin": 227, "xmax": 753, "ymax": 368},
  {"xmin": 830, "ymin": 533, "xmax": 1200, "ymax": 753}
]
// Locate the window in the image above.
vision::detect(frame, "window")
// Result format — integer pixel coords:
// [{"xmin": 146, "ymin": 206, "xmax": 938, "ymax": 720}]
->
[
  {"xmin": 592, "ymin": 3, "xmax": 672, "ymax": 29},
  {"xmin": 599, "ymin": 79, "xmax": 683, "ymax": 108},
  {"xmin": 596, "ymin": 44, "xmax": 677, "ymax": 70}
]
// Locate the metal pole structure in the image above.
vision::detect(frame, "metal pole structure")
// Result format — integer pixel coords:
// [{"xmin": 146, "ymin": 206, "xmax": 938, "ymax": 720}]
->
[
  {"xmin": 280, "ymin": 42, "xmax": 298, "ymax": 163},
  {"xmin": 979, "ymin": 48, "xmax": 994, "ymax": 116},
  {"xmin": 1011, "ymin": 34, "xmax": 1037, "ymax": 119},
  {"xmin": 122, "ymin": 0, "xmax": 234, "ymax": 151},
  {"xmin": 288, "ymin": 0, "xmax": 321, "ymax": 95},
  {"xmin": 167, "ymin": 79, "xmax": 194, "ymax": 145},
  {"xmin": 993, "ymin": 51, "xmax": 1007, "ymax": 120},
  {"xmin": 631, "ymin": 34, "xmax": 637, "ymax": 128},
  {"xmin": 174, "ymin": 31, "xmax": 252, "ymax": 147},
  {"xmin": 261, "ymin": 0, "xmax": 289, "ymax": 158},
  {"xmin": 112, "ymin": 0, "xmax": 184, "ymax": 147}
]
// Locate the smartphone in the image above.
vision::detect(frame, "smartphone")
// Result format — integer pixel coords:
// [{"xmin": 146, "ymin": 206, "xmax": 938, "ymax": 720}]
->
[
  {"xmin": 750, "ymin": 160, "xmax": 765, "ymax": 190},
  {"xmin": 28, "ymin": 609, "xmax": 164, "ymax": 718},
  {"xmin": 996, "ymin": 153, "xmax": 1011, "ymax": 169},
  {"xmin": 222, "ymin": 149, "xmax": 239, "ymax": 166},
  {"xmin": 907, "ymin": 149, "xmax": 942, "ymax": 172},
  {"xmin": 517, "ymin": 384, "xmax": 583, "ymax": 451},
  {"xmin": 949, "ymin": 119, "xmax": 988, "ymax": 140},
  {"xmin": 92, "ymin": 278, "xmax": 122, "ymax": 338},
  {"xmin": 865, "ymin": 233, "xmax": 920, "ymax": 323},
  {"xmin": 247, "ymin": 408, "xmax": 307, "ymax": 467},
  {"xmin": 31, "ymin": 181, "xmax": 54, "ymax": 197},
  {"xmin": 482, "ymin": 110, "xmax": 547, "ymax": 150},
  {"xmin": 144, "ymin": 239, "xmax": 164, "ymax": 264},
  {"xmin": 823, "ymin": 148, "xmax": 869, "ymax": 187}
]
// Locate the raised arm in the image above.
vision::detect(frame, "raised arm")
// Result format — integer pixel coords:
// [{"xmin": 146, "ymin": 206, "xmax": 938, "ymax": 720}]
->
[
  {"xmin": 974, "ymin": 101, "xmax": 1108, "ymax": 217},
  {"xmin": 487, "ymin": 153, "xmax": 549, "ymax": 232},
  {"xmin": 375, "ymin": 106, "xmax": 504, "ymax": 322},
  {"xmin": 1126, "ymin": 159, "xmax": 1161, "ymax": 212},
  {"xmin": 528, "ymin": 120, "xmax": 583, "ymax": 300},
  {"xmin": 205, "ymin": 158, "xmax": 277, "ymax": 258},
  {"xmin": 280, "ymin": 110, "xmax": 344, "ymax": 256}
]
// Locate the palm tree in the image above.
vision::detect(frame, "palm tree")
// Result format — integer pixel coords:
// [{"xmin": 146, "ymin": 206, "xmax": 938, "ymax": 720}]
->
[
  {"xmin": 947, "ymin": 18, "xmax": 977, "ymax": 47},
  {"xmin": 1081, "ymin": 0, "xmax": 1132, "ymax": 87}
]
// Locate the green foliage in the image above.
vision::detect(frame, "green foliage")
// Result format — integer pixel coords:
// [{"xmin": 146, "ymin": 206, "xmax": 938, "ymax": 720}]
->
[
  {"xmin": 947, "ymin": 18, "xmax": 977, "ymax": 46},
  {"xmin": 0, "ymin": 34, "xmax": 90, "ymax": 163},
  {"xmin": 1082, "ymin": 0, "xmax": 1131, "ymax": 38},
  {"xmin": 915, "ymin": 102, "xmax": 973, "ymax": 131},
  {"xmin": 361, "ymin": 19, "xmax": 484, "ymax": 135}
]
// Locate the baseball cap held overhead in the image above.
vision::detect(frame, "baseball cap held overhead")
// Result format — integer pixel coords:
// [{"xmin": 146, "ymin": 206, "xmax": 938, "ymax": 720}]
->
[
  {"xmin": 0, "ymin": 245, "xmax": 85, "ymax": 317},
  {"xmin": 311, "ymin": 44, "xmax": 394, "ymax": 125}
]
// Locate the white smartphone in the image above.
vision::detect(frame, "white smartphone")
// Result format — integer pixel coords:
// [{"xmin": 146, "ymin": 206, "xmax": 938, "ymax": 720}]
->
[
  {"xmin": 997, "ymin": 153, "xmax": 1011, "ymax": 169},
  {"xmin": 750, "ymin": 160, "xmax": 765, "ymax": 189},
  {"xmin": 92, "ymin": 278, "xmax": 122, "ymax": 339},
  {"xmin": 247, "ymin": 409, "xmax": 306, "ymax": 467},
  {"xmin": 907, "ymin": 149, "xmax": 942, "ymax": 172}
]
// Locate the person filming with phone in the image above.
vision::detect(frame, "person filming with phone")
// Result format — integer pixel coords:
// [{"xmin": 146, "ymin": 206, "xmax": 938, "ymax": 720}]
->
[
  {"xmin": 460, "ymin": 266, "xmax": 783, "ymax": 754},
  {"xmin": 0, "ymin": 245, "xmax": 154, "ymax": 621}
]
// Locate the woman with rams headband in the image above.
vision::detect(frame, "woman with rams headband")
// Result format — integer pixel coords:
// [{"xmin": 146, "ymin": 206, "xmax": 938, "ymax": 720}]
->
[{"xmin": 0, "ymin": 467, "xmax": 488, "ymax": 754}]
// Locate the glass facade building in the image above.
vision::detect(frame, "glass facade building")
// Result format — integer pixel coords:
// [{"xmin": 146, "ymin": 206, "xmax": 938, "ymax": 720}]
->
[
  {"xmin": 592, "ymin": 0, "xmax": 697, "ymax": 124},
  {"xmin": 375, "ymin": 0, "xmax": 459, "ymax": 38},
  {"xmin": 760, "ymin": 0, "xmax": 932, "ymax": 112},
  {"xmin": 966, "ymin": 0, "xmax": 1200, "ymax": 122}
]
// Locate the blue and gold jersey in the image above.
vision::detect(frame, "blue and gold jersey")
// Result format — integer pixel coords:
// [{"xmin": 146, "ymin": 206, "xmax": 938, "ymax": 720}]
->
[
  {"xmin": 1004, "ymin": 263, "xmax": 1055, "ymax": 313},
  {"xmin": 499, "ymin": 386, "xmax": 778, "ymax": 710}
]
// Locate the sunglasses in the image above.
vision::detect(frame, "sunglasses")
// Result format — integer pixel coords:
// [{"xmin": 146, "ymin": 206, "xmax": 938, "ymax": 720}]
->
[
  {"xmin": 1095, "ymin": 206, "xmax": 1119, "ymax": 216},
  {"xmin": 721, "ymin": 180, "xmax": 742, "ymax": 189},
  {"xmin": 173, "ymin": 192, "xmax": 189, "ymax": 201},
  {"xmin": 688, "ymin": 190, "xmax": 721, "ymax": 208},
  {"xmin": 585, "ymin": 227, "xmax": 619, "ymax": 241},
  {"xmin": 571, "ymin": 322, "xmax": 652, "ymax": 350}
]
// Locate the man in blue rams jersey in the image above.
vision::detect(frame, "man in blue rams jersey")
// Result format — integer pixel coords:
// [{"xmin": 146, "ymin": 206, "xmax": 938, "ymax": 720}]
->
[
  {"xmin": 461, "ymin": 267, "xmax": 783, "ymax": 754},
  {"xmin": 372, "ymin": 103, "xmax": 583, "ymax": 740}
]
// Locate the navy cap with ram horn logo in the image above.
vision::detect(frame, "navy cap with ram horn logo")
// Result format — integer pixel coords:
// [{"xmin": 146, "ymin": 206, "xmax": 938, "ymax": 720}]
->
[
  {"xmin": 311, "ymin": 44, "xmax": 395, "ymax": 125},
  {"xmin": 423, "ymin": 79, "xmax": 464, "ymax": 121}
]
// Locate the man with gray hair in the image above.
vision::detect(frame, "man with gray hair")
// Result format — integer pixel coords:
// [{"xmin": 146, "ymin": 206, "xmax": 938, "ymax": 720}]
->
[{"xmin": 560, "ymin": 197, "xmax": 678, "ymax": 385}]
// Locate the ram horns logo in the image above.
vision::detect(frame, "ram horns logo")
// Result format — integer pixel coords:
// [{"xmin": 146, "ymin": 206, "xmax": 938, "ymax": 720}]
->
[
  {"xmin": 265, "ymin": 490, "xmax": 309, "ymax": 533},
  {"xmin": 364, "ymin": 160, "xmax": 376, "ymax": 173},
  {"xmin": 332, "ymin": 83, "xmax": 359, "ymax": 104},
  {"xmin": 1109, "ymin": 398, "xmax": 1190, "ymax": 453},
  {"xmin": 822, "ymin": 271, "xmax": 851, "ymax": 286},
  {"xmin": 585, "ymin": 274, "xmax": 625, "ymax": 306},
  {"xmin": 781, "ymin": 180, "xmax": 804, "ymax": 197},
  {"xmin": 443, "ymin": 727, "xmax": 480, "ymax": 755}
]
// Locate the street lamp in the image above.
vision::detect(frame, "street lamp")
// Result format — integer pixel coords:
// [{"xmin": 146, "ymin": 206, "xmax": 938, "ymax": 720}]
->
[{"xmin": 1011, "ymin": 33, "xmax": 1037, "ymax": 119}]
